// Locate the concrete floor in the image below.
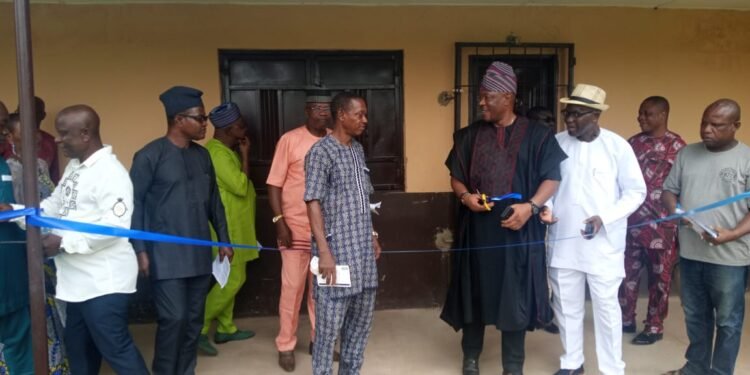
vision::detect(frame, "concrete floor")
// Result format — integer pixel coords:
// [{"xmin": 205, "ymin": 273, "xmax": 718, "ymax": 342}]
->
[{"xmin": 109, "ymin": 296, "xmax": 749, "ymax": 375}]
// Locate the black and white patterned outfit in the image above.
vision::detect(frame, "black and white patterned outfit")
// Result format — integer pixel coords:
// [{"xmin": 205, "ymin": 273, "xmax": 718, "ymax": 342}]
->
[{"xmin": 304, "ymin": 135, "xmax": 378, "ymax": 375}]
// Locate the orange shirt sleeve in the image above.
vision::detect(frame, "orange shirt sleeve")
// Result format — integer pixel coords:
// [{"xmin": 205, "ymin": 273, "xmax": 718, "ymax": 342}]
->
[{"xmin": 267, "ymin": 132, "xmax": 291, "ymax": 188}]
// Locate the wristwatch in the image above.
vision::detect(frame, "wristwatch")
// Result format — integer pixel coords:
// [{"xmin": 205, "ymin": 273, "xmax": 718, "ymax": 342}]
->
[
  {"xmin": 272, "ymin": 214, "xmax": 284, "ymax": 223},
  {"xmin": 528, "ymin": 200, "xmax": 541, "ymax": 215}
]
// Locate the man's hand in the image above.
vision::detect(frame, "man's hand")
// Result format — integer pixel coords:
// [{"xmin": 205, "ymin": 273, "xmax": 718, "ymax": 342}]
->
[
  {"xmin": 581, "ymin": 216, "xmax": 603, "ymax": 240},
  {"xmin": 373, "ymin": 237, "xmax": 382, "ymax": 260},
  {"xmin": 42, "ymin": 234, "xmax": 62, "ymax": 257},
  {"xmin": 703, "ymin": 226, "xmax": 735, "ymax": 246},
  {"xmin": 218, "ymin": 246, "xmax": 234, "ymax": 262},
  {"xmin": 275, "ymin": 220, "xmax": 293, "ymax": 248},
  {"xmin": 463, "ymin": 193, "xmax": 494, "ymax": 213},
  {"xmin": 136, "ymin": 252, "xmax": 150, "ymax": 278},
  {"xmin": 238, "ymin": 136, "xmax": 251, "ymax": 157},
  {"xmin": 318, "ymin": 251, "xmax": 337, "ymax": 285},
  {"xmin": 501, "ymin": 203, "xmax": 532, "ymax": 230},
  {"xmin": 540, "ymin": 206, "xmax": 558, "ymax": 225}
]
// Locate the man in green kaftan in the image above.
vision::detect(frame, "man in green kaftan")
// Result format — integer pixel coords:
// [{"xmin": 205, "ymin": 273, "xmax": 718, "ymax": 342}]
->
[{"xmin": 198, "ymin": 102, "xmax": 260, "ymax": 356}]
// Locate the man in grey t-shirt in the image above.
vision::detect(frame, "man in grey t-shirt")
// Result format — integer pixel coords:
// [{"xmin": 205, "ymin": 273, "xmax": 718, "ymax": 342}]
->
[{"xmin": 661, "ymin": 99, "xmax": 750, "ymax": 375}]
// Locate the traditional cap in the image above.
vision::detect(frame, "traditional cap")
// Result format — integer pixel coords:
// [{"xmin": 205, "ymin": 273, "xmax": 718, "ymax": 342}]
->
[
  {"xmin": 306, "ymin": 89, "xmax": 332, "ymax": 103},
  {"xmin": 159, "ymin": 86, "xmax": 204, "ymax": 117},
  {"xmin": 209, "ymin": 102, "xmax": 241, "ymax": 129},
  {"xmin": 560, "ymin": 84, "xmax": 610, "ymax": 111},
  {"xmin": 480, "ymin": 62, "xmax": 517, "ymax": 94}
]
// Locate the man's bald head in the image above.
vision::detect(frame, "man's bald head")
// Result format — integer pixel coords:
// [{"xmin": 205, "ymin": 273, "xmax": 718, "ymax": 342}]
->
[
  {"xmin": 56, "ymin": 104, "xmax": 101, "ymax": 139},
  {"xmin": 700, "ymin": 98, "xmax": 741, "ymax": 151},
  {"xmin": 55, "ymin": 105, "xmax": 103, "ymax": 161},
  {"xmin": 705, "ymin": 98, "xmax": 741, "ymax": 123}
]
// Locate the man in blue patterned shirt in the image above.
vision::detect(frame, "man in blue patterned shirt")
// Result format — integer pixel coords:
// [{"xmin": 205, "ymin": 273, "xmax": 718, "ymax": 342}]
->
[{"xmin": 305, "ymin": 92, "xmax": 382, "ymax": 375}]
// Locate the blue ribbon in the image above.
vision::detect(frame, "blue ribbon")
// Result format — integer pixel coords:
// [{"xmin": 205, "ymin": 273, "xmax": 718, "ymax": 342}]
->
[
  {"xmin": 488, "ymin": 193, "xmax": 523, "ymax": 202},
  {"xmin": 2, "ymin": 190, "xmax": 749, "ymax": 253},
  {"xmin": 0, "ymin": 209, "xmax": 261, "ymax": 250},
  {"xmin": 0, "ymin": 207, "xmax": 36, "ymax": 222}
]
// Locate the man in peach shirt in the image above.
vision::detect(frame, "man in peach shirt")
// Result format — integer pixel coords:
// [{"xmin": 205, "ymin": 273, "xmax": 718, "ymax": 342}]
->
[{"xmin": 267, "ymin": 90, "xmax": 332, "ymax": 372}]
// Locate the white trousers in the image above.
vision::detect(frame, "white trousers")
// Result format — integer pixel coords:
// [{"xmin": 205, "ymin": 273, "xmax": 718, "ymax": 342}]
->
[{"xmin": 549, "ymin": 267, "xmax": 626, "ymax": 375}]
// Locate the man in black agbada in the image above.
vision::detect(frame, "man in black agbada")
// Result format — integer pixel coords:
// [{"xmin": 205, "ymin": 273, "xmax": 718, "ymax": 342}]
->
[
  {"xmin": 131, "ymin": 86, "xmax": 233, "ymax": 375},
  {"xmin": 440, "ymin": 62, "xmax": 567, "ymax": 375}
]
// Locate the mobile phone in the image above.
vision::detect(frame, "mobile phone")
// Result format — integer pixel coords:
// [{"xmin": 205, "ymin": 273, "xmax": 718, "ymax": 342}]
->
[
  {"xmin": 583, "ymin": 222, "xmax": 595, "ymax": 239},
  {"xmin": 500, "ymin": 206, "xmax": 514, "ymax": 221}
]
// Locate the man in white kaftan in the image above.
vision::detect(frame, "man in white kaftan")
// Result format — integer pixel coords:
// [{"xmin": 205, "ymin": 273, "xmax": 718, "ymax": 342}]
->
[{"xmin": 546, "ymin": 84, "xmax": 646, "ymax": 375}]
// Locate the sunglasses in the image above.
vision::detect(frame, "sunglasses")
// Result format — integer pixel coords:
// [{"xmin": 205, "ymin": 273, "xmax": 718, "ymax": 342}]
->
[
  {"xmin": 561, "ymin": 110, "xmax": 596, "ymax": 119},
  {"xmin": 177, "ymin": 113, "xmax": 209, "ymax": 123}
]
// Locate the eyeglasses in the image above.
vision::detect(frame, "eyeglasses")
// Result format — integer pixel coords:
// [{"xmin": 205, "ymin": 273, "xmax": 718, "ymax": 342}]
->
[
  {"xmin": 177, "ymin": 113, "xmax": 208, "ymax": 123},
  {"xmin": 561, "ymin": 110, "xmax": 596, "ymax": 119}
]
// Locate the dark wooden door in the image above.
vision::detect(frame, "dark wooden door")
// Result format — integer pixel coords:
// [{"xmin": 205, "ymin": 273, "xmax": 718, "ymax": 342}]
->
[{"xmin": 219, "ymin": 50, "xmax": 404, "ymax": 192}]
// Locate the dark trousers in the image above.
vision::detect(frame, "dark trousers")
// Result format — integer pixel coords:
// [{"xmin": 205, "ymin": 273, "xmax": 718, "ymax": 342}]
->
[
  {"xmin": 0, "ymin": 306, "xmax": 33, "ymax": 375},
  {"xmin": 679, "ymin": 258, "xmax": 748, "ymax": 375},
  {"xmin": 152, "ymin": 275, "xmax": 211, "ymax": 375},
  {"xmin": 65, "ymin": 293, "xmax": 148, "ymax": 375},
  {"xmin": 462, "ymin": 322, "xmax": 526, "ymax": 373}
]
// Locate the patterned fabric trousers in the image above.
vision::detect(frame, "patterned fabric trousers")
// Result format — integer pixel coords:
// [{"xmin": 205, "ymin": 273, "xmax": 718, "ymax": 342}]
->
[
  {"xmin": 312, "ymin": 289, "xmax": 376, "ymax": 375},
  {"xmin": 618, "ymin": 238, "xmax": 678, "ymax": 333}
]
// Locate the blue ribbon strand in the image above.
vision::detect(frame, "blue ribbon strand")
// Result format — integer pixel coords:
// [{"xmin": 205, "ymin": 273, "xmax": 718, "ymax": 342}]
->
[
  {"xmin": 1, "ymin": 191, "xmax": 749, "ymax": 254},
  {"xmin": 0, "ymin": 207, "xmax": 36, "ymax": 222},
  {"xmin": 488, "ymin": 193, "xmax": 523, "ymax": 202}
]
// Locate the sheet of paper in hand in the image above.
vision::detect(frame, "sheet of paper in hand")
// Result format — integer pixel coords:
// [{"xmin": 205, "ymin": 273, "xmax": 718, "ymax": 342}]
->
[
  {"xmin": 212, "ymin": 256, "xmax": 231, "ymax": 288},
  {"xmin": 310, "ymin": 256, "xmax": 352, "ymax": 288}
]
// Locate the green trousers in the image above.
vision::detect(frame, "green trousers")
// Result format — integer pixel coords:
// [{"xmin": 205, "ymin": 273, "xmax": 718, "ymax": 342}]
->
[
  {"xmin": 201, "ymin": 261, "xmax": 248, "ymax": 335},
  {"xmin": 0, "ymin": 306, "xmax": 33, "ymax": 375}
]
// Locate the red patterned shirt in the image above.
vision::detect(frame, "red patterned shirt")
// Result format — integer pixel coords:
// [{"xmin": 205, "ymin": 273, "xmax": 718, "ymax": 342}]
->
[{"xmin": 627, "ymin": 130, "xmax": 686, "ymax": 247}]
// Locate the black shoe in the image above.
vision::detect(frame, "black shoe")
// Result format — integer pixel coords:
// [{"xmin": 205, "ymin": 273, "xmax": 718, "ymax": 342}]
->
[
  {"xmin": 632, "ymin": 330, "xmax": 663, "ymax": 345},
  {"xmin": 553, "ymin": 365, "xmax": 584, "ymax": 375},
  {"xmin": 622, "ymin": 323, "xmax": 636, "ymax": 333},
  {"xmin": 462, "ymin": 356, "xmax": 479, "ymax": 375}
]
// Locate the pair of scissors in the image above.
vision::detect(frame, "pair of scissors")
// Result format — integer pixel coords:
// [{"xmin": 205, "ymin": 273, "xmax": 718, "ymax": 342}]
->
[{"xmin": 475, "ymin": 189, "xmax": 492, "ymax": 211}]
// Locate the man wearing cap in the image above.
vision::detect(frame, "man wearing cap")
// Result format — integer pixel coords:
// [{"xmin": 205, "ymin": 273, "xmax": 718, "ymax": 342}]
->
[
  {"xmin": 546, "ymin": 84, "xmax": 646, "ymax": 375},
  {"xmin": 267, "ymin": 90, "xmax": 332, "ymax": 371},
  {"xmin": 619, "ymin": 96, "xmax": 686, "ymax": 345},
  {"xmin": 440, "ymin": 62, "xmax": 567, "ymax": 375},
  {"xmin": 131, "ymin": 86, "xmax": 233, "ymax": 374},
  {"xmin": 662, "ymin": 99, "xmax": 750, "ymax": 375},
  {"xmin": 197, "ymin": 102, "xmax": 260, "ymax": 356}
]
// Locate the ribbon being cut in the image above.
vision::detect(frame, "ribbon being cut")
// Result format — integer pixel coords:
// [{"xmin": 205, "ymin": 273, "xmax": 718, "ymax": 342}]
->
[{"xmin": 1, "ymin": 190, "xmax": 749, "ymax": 253}]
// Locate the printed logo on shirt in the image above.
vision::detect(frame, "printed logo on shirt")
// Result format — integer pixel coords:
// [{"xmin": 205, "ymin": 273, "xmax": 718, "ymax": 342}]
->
[
  {"xmin": 719, "ymin": 168, "xmax": 738, "ymax": 183},
  {"xmin": 112, "ymin": 198, "xmax": 128, "ymax": 217},
  {"xmin": 59, "ymin": 172, "xmax": 80, "ymax": 217}
]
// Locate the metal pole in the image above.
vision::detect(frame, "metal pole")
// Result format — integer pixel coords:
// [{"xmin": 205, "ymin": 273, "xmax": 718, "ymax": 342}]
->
[{"xmin": 13, "ymin": 0, "xmax": 48, "ymax": 373}]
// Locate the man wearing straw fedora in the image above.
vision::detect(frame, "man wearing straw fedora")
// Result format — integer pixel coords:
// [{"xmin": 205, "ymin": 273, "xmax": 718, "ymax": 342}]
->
[
  {"xmin": 441, "ymin": 61, "xmax": 567, "ymax": 375},
  {"xmin": 546, "ymin": 83, "xmax": 646, "ymax": 375}
]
